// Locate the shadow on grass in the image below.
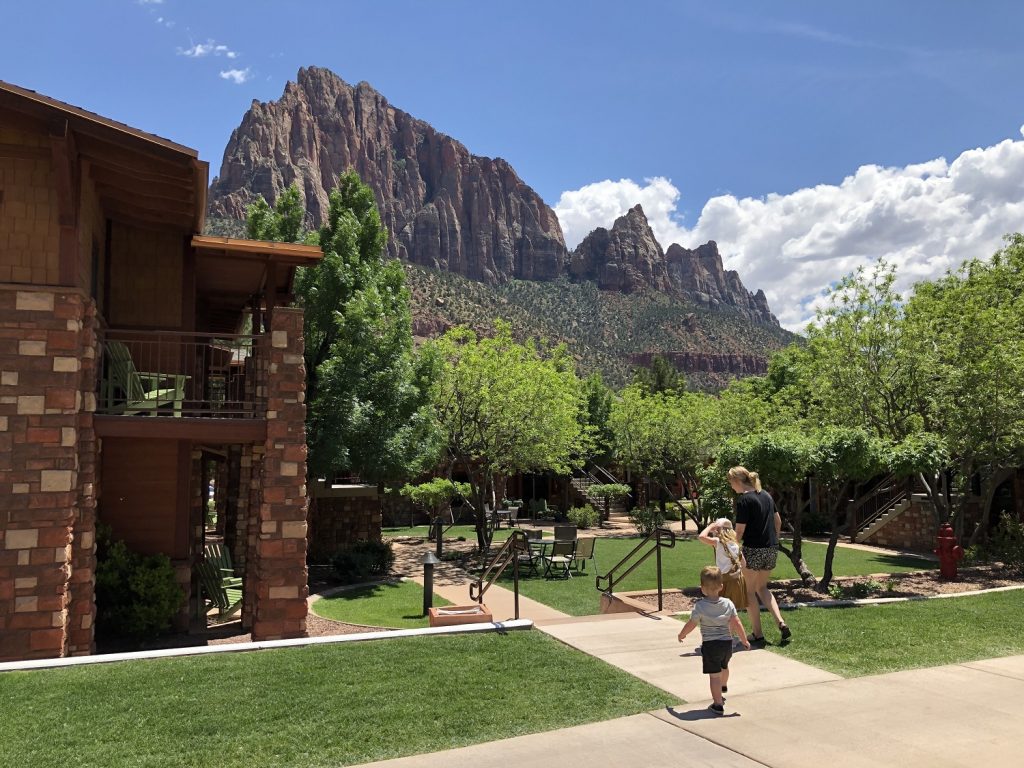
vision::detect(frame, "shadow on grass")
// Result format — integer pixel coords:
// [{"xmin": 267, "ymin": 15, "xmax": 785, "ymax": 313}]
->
[{"xmin": 331, "ymin": 582, "xmax": 407, "ymax": 602}]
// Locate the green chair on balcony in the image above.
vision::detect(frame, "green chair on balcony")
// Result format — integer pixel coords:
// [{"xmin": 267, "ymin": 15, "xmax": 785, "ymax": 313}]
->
[{"xmin": 101, "ymin": 340, "xmax": 188, "ymax": 416}]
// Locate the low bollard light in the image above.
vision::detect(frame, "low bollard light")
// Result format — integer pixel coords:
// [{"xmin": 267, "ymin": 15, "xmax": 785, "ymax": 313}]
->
[{"xmin": 421, "ymin": 551, "xmax": 441, "ymax": 616}]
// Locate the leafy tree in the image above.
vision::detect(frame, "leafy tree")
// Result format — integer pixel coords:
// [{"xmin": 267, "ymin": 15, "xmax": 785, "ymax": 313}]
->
[
  {"xmin": 905, "ymin": 234, "xmax": 1024, "ymax": 541},
  {"xmin": 400, "ymin": 478, "xmax": 472, "ymax": 543},
  {"xmin": 631, "ymin": 354, "xmax": 685, "ymax": 394},
  {"xmin": 429, "ymin": 323, "xmax": 590, "ymax": 550},
  {"xmin": 246, "ymin": 176, "xmax": 439, "ymax": 483},
  {"xmin": 582, "ymin": 372, "xmax": 614, "ymax": 462}
]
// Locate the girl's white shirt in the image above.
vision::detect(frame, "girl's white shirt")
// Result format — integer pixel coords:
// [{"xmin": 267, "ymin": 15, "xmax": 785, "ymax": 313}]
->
[{"xmin": 715, "ymin": 539, "xmax": 742, "ymax": 574}]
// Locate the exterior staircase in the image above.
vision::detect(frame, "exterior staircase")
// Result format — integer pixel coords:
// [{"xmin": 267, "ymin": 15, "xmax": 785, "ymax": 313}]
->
[
  {"xmin": 849, "ymin": 475, "xmax": 933, "ymax": 543},
  {"xmin": 569, "ymin": 465, "xmax": 630, "ymax": 521}
]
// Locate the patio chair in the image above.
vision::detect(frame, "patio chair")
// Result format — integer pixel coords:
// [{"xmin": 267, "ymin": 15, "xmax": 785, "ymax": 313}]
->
[
  {"xmin": 101, "ymin": 340, "xmax": 188, "ymax": 416},
  {"xmin": 571, "ymin": 537, "xmax": 596, "ymax": 573},
  {"xmin": 543, "ymin": 539, "xmax": 576, "ymax": 579},
  {"xmin": 554, "ymin": 525, "xmax": 578, "ymax": 541},
  {"xmin": 203, "ymin": 542, "xmax": 240, "ymax": 582},
  {"xmin": 196, "ymin": 558, "xmax": 243, "ymax": 619},
  {"xmin": 515, "ymin": 536, "xmax": 541, "ymax": 577}
]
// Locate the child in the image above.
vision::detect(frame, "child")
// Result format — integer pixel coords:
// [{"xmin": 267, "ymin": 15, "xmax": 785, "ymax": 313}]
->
[
  {"xmin": 677, "ymin": 565, "xmax": 750, "ymax": 715},
  {"xmin": 698, "ymin": 518, "xmax": 747, "ymax": 611}
]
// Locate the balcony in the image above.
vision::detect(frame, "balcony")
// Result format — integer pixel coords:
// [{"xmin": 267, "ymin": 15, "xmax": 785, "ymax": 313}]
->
[{"xmin": 95, "ymin": 330, "xmax": 268, "ymax": 440}]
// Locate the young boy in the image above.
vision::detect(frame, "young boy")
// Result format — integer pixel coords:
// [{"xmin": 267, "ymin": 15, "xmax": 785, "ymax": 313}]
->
[{"xmin": 677, "ymin": 565, "xmax": 750, "ymax": 715}]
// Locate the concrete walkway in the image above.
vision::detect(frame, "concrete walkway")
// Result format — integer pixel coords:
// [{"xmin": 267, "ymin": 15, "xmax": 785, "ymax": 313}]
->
[
  {"xmin": 355, "ymin": 653, "xmax": 1024, "ymax": 768},
  {"xmin": 537, "ymin": 612, "xmax": 839, "ymax": 702}
]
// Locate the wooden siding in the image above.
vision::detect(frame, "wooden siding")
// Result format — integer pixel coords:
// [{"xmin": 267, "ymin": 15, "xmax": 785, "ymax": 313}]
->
[
  {"xmin": 99, "ymin": 438, "xmax": 188, "ymax": 558},
  {"xmin": 108, "ymin": 221, "xmax": 182, "ymax": 328},
  {"xmin": 77, "ymin": 170, "xmax": 104, "ymax": 300},
  {"xmin": 0, "ymin": 123, "xmax": 60, "ymax": 284}
]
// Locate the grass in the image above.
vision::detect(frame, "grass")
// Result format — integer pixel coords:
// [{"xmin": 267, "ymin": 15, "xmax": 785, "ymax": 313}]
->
[
  {"xmin": 383, "ymin": 524, "xmax": 514, "ymax": 543},
  {"xmin": 765, "ymin": 590, "xmax": 1024, "ymax": 677},
  {"xmin": 311, "ymin": 580, "xmax": 451, "ymax": 629},
  {"xmin": 0, "ymin": 631, "xmax": 676, "ymax": 768},
  {"xmin": 502, "ymin": 537, "xmax": 934, "ymax": 616}
]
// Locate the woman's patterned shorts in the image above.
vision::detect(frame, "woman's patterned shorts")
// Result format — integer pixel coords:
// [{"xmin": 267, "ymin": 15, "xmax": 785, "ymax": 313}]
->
[{"xmin": 743, "ymin": 546, "xmax": 778, "ymax": 571}]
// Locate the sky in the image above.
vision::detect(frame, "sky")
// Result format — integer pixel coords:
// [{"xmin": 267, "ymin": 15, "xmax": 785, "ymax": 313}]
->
[{"xmin": 3, "ymin": 1, "xmax": 1024, "ymax": 330}]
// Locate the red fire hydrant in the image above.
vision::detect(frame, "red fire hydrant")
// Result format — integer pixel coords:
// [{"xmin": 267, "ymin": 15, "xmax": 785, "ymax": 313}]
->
[{"xmin": 934, "ymin": 522, "xmax": 964, "ymax": 580}]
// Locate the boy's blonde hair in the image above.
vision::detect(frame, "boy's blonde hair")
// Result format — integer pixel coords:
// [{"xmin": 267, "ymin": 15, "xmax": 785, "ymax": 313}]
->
[{"xmin": 700, "ymin": 565, "xmax": 723, "ymax": 589}]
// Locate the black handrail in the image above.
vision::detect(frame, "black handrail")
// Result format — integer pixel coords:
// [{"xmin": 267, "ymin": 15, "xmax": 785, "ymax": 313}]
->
[
  {"xmin": 595, "ymin": 527, "xmax": 676, "ymax": 611},
  {"xmin": 469, "ymin": 530, "xmax": 526, "ymax": 619}
]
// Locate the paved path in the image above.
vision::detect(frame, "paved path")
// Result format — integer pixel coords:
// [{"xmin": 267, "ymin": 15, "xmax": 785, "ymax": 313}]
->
[
  {"xmin": 537, "ymin": 612, "xmax": 839, "ymax": 702},
  {"xmin": 356, "ymin": 653, "xmax": 1024, "ymax": 767}
]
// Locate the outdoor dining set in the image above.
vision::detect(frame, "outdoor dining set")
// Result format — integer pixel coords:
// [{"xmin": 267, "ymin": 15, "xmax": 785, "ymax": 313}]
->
[{"xmin": 489, "ymin": 504, "xmax": 596, "ymax": 579}]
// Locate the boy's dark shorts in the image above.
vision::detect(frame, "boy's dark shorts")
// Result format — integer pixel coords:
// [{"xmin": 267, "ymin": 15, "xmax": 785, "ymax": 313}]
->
[{"xmin": 701, "ymin": 639, "xmax": 733, "ymax": 674}]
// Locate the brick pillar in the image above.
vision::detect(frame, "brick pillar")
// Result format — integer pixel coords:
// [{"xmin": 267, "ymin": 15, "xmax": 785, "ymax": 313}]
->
[
  {"xmin": 67, "ymin": 301, "xmax": 98, "ymax": 655},
  {"xmin": 240, "ymin": 444, "xmax": 262, "ymax": 632},
  {"xmin": 250, "ymin": 308, "xmax": 309, "ymax": 641},
  {"xmin": 0, "ymin": 288, "xmax": 88, "ymax": 661}
]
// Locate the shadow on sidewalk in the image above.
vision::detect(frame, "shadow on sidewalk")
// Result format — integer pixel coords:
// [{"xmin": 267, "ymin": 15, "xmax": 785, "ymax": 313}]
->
[{"xmin": 664, "ymin": 705, "xmax": 741, "ymax": 721}]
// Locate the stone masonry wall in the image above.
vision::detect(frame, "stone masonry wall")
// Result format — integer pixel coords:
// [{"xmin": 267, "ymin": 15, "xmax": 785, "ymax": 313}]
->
[
  {"xmin": 308, "ymin": 488, "xmax": 381, "ymax": 563},
  {"xmin": 250, "ymin": 308, "xmax": 309, "ymax": 641},
  {"xmin": 0, "ymin": 287, "xmax": 91, "ymax": 661},
  {"xmin": 862, "ymin": 501, "xmax": 937, "ymax": 552}
]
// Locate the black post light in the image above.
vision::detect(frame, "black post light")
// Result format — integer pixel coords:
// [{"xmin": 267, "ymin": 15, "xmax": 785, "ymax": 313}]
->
[{"xmin": 421, "ymin": 551, "xmax": 440, "ymax": 616}]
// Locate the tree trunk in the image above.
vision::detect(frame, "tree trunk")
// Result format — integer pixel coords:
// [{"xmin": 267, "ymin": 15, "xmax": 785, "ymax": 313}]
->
[{"xmin": 817, "ymin": 481, "xmax": 853, "ymax": 593}]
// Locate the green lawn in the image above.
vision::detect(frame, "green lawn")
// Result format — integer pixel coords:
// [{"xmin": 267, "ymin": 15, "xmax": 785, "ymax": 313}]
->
[
  {"xmin": 503, "ymin": 537, "xmax": 934, "ymax": 616},
  {"xmin": 383, "ymin": 524, "xmax": 514, "ymax": 542},
  {"xmin": 311, "ymin": 580, "xmax": 452, "ymax": 629},
  {"xmin": 765, "ymin": 590, "xmax": 1024, "ymax": 676},
  {"xmin": 0, "ymin": 632, "xmax": 676, "ymax": 768}
]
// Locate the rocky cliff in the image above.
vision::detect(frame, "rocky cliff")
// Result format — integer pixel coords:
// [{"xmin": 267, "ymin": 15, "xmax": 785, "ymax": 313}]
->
[
  {"xmin": 569, "ymin": 204, "xmax": 673, "ymax": 293},
  {"xmin": 207, "ymin": 66, "xmax": 779, "ymax": 328},
  {"xmin": 209, "ymin": 66, "xmax": 567, "ymax": 283},
  {"xmin": 665, "ymin": 241, "xmax": 776, "ymax": 325}
]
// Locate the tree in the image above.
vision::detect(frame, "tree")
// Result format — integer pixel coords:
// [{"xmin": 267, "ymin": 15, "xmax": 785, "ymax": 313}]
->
[
  {"xmin": 905, "ymin": 234, "xmax": 1024, "ymax": 541},
  {"xmin": 429, "ymin": 323, "xmax": 591, "ymax": 550},
  {"xmin": 632, "ymin": 354, "xmax": 685, "ymax": 394},
  {"xmin": 247, "ymin": 176, "xmax": 440, "ymax": 483},
  {"xmin": 581, "ymin": 372, "xmax": 614, "ymax": 462},
  {"xmin": 400, "ymin": 478, "xmax": 472, "ymax": 544}
]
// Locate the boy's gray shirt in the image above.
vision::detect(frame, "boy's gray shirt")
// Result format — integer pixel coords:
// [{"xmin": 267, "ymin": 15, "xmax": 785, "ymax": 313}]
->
[{"xmin": 691, "ymin": 597, "xmax": 737, "ymax": 642}]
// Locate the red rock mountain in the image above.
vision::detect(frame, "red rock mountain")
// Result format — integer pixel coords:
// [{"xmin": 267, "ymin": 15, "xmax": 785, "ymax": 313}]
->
[
  {"xmin": 208, "ymin": 66, "xmax": 779, "ymax": 328},
  {"xmin": 209, "ymin": 66, "xmax": 566, "ymax": 282}
]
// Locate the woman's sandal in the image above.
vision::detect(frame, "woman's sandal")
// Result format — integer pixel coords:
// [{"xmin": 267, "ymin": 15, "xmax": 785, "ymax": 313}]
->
[{"xmin": 780, "ymin": 623, "xmax": 792, "ymax": 641}]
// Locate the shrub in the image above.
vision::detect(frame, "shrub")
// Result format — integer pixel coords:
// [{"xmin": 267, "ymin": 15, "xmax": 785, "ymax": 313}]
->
[
  {"xmin": 331, "ymin": 539, "xmax": 396, "ymax": 584},
  {"xmin": 629, "ymin": 504, "xmax": 666, "ymax": 537},
  {"xmin": 567, "ymin": 504, "xmax": 599, "ymax": 529},
  {"xmin": 95, "ymin": 525, "xmax": 184, "ymax": 641},
  {"xmin": 985, "ymin": 514, "xmax": 1024, "ymax": 574}
]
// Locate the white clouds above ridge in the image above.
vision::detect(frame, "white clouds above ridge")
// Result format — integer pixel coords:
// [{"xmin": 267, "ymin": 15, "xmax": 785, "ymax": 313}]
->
[{"xmin": 554, "ymin": 128, "xmax": 1024, "ymax": 331}]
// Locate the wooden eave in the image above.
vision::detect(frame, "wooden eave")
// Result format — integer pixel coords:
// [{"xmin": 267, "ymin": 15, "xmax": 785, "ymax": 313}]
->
[
  {"xmin": 0, "ymin": 80, "xmax": 207, "ymax": 233},
  {"xmin": 191, "ymin": 235, "xmax": 323, "ymax": 266}
]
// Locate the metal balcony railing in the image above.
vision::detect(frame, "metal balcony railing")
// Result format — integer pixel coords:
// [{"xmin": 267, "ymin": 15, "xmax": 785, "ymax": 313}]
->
[{"xmin": 96, "ymin": 330, "xmax": 264, "ymax": 419}]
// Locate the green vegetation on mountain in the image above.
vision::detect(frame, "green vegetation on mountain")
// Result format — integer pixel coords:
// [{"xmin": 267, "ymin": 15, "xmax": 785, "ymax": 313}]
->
[{"xmin": 404, "ymin": 263, "xmax": 797, "ymax": 388}]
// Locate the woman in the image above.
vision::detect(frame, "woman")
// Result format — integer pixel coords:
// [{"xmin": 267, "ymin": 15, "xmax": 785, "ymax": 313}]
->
[{"xmin": 728, "ymin": 466, "xmax": 791, "ymax": 646}]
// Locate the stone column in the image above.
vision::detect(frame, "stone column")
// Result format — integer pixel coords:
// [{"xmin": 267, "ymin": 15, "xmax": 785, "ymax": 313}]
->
[
  {"xmin": 0, "ymin": 288, "xmax": 87, "ymax": 661},
  {"xmin": 250, "ymin": 307, "xmax": 309, "ymax": 640}
]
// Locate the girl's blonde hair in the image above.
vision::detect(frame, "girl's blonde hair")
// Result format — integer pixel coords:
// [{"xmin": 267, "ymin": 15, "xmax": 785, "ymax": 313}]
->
[
  {"xmin": 715, "ymin": 517, "xmax": 738, "ymax": 544},
  {"xmin": 728, "ymin": 465, "xmax": 762, "ymax": 492}
]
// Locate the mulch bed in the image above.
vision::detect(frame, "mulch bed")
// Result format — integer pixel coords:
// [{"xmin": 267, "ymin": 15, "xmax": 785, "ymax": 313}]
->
[{"xmin": 632, "ymin": 565, "xmax": 1024, "ymax": 614}]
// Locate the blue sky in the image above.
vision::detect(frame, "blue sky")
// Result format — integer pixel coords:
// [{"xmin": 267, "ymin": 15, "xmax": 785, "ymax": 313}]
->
[{"xmin": 4, "ymin": 1, "xmax": 1024, "ymax": 328}]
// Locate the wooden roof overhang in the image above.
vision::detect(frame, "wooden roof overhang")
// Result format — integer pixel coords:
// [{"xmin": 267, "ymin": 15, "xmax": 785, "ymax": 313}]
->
[
  {"xmin": 0, "ymin": 80, "xmax": 207, "ymax": 237},
  {"xmin": 191, "ymin": 235, "xmax": 323, "ymax": 333}
]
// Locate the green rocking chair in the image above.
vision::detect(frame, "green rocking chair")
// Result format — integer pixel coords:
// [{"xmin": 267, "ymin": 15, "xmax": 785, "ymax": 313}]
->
[{"xmin": 101, "ymin": 340, "xmax": 188, "ymax": 416}]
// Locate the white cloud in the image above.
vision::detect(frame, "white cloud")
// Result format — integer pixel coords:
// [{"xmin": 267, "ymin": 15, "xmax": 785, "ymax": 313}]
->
[
  {"xmin": 178, "ymin": 40, "xmax": 238, "ymax": 59},
  {"xmin": 219, "ymin": 67, "xmax": 252, "ymax": 85},
  {"xmin": 138, "ymin": 0, "xmax": 164, "ymax": 4},
  {"xmin": 554, "ymin": 131, "xmax": 1024, "ymax": 332}
]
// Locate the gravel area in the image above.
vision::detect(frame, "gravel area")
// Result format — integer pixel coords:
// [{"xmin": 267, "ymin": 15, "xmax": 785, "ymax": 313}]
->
[{"xmin": 632, "ymin": 565, "xmax": 1024, "ymax": 614}]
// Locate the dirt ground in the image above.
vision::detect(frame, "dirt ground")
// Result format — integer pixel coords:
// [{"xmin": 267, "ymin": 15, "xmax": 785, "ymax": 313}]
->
[{"xmin": 632, "ymin": 565, "xmax": 1024, "ymax": 613}]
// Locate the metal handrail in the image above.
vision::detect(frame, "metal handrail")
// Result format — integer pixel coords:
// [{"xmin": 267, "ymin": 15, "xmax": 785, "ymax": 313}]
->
[
  {"xmin": 595, "ymin": 527, "xmax": 675, "ymax": 611},
  {"xmin": 849, "ymin": 474, "xmax": 914, "ymax": 541},
  {"xmin": 469, "ymin": 530, "xmax": 526, "ymax": 619}
]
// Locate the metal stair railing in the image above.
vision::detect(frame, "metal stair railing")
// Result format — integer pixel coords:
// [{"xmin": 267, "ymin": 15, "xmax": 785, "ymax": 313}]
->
[
  {"xmin": 595, "ymin": 527, "xmax": 676, "ymax": 611},
  {"xmin": 848, "ymin": 474, "xmax": 914, "ymax": 543},
  {"xmin": 469, "ymin": 529, "xmax": 527, "ymax": 619}
]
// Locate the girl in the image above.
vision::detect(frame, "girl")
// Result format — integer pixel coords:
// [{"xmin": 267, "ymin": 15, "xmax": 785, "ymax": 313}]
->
[{"xmin": 698, "ymin": 518, "xmax": 747, "ymax": 611}]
